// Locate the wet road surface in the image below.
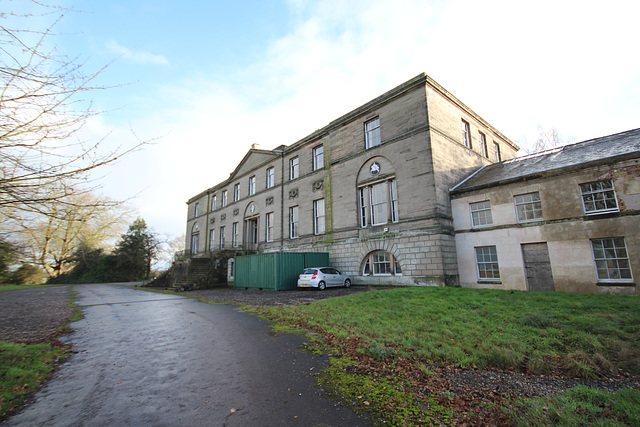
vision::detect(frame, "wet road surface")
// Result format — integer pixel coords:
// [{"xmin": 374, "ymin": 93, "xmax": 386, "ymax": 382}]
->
[{"xmin": 8, "ymin": 284, "xmax": 368, "ymax": 426}]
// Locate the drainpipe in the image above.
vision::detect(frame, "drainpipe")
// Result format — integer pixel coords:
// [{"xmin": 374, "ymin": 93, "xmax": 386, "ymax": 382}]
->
[{"xmin": 280, "ymin": 151, "xmax": 285, "ymax": 251}]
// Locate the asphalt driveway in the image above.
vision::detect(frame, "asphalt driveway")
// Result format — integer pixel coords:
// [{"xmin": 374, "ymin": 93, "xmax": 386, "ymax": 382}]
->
[{"xmin": 8, "ymin": 284, "xmax": 368, "ymax": 426}]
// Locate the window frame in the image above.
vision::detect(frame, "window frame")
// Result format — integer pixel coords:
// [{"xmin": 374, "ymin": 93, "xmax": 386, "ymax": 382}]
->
[
  {"xmin": 232, "ymin": 222, "xmax": 238, "ymax": 247},
  {"xmin": 219, "ymin": 226, "xmax": 225, "ymax": 248},
  {"xmin": 312, "ymin": 145, "xmax": 324, "ymax": 171},
  {"xmin": 475, "ymin": 246, "xmax": 500, "ymax": 280},
  {"xmin": 580, "ymin": 179, "xmax": 619, "ymax": 215},
  {"xmin": 590, "ymin": 238, "xmax": 633, "ymax": 283},
  {"xmin": 248, "ymin": 176, "xmax": 256, "ymax": 196},
  {"xmin": 364, "ymin": 117, "xmax": 381, "ymax": 149},
  {"xmin": 233, "ymin": 183, "xmax": 240, "ymax": 202},
  {"xmin": 221, "ymin": 190, "xmax": 227, "ymax": 207},
  {"xmin": 358, "ymin": 179, "xmax": 399, "ymax": 227},
  {"xmin": 266, "ymin": 212, "xmax": 274, "ymax": 242},
  {"xmin": 362, "ymin": 250, "xmax": 402, "ymax": 276},
  {"xmin": 462, "ymin": 119, "xmax": 471, "ymax": 148},
  {"xmin": 493, "ymin": 142, "xmax": 501, "ymax": 162},
  {"xmin": 479, "ymin": 131, "xmax": 488, "ymax": 157},
  {"xmin": 514, "ymin": 192, "xmax": 543, "ymax": 223},
  {"xmin": 470, "ymin": 200, "xmax": 493, "ymax": 228},
  {"xmin": 313, "ymin": 199, "xmax": 325, "ymax": 235},
  {"xmin": 208, "ymin": 229, "xmax": 215, "ymax": 251},
  {"xmin": 211, "ymin": 195, "xmax": 217, "ymax": 212},
  {"xmin": 194, "ymin": 202, "xmax": 199, "ymax": 218},
  {"xmin": 289, "ymin": 206, "xmax": 299, "ymax": 239},
  {"xmin": 289, "ymin": 157, "xmax": 299, "ymax": 180},
  {"xmin": 266, "ymin": 167, "xmax": 275, "ymax": 188}
]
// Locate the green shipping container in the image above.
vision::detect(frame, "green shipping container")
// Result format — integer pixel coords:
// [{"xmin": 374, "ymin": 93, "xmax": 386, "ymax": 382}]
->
[{"xmin": 234, "ymin": 252, "xmax": 330, "ymax": 291}]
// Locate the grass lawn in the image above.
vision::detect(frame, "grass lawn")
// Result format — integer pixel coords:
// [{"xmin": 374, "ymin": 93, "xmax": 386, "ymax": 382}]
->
[
  {"xmin": 0, "ymin": 284, "xmax": 54, "ymax": 292},
  {"xmin": 259, "ymin": 287, "xmax": 640, "ymax": 426}
]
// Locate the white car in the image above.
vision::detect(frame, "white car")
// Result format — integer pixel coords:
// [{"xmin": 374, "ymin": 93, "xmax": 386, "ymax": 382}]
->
[{"xmin": 297, "ymin": 267, "xmax": 352, "ymax": 290}]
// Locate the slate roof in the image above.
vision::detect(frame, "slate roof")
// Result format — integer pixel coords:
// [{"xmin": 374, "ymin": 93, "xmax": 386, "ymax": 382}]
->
[{"xmin": 451, "ymin": 128, "xmax": 640, "ymax": 194}]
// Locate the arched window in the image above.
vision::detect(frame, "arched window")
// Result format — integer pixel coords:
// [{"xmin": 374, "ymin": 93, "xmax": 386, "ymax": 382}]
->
[
  {"xmin": 191, "ymin": 223, "xmax": 199, "ymax": 255},
  {"xmin": 362, "ymin": 251, "xmax": 402, "ymax": 276}
]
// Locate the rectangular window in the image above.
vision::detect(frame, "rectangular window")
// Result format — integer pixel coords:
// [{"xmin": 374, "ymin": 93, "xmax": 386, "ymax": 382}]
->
[
  {"xmin": 314, "ymin": 199, "xmax": 325, "ymax": 235},
  {"xmin": 219, "ymin": 226, "xmax": 225, "ymax": 248},
  {"xmin": 233, "ymin": 183, "xmax": 240, "ymax": 202},
  {"xmin": 580, "ymin": 180, "xmax": 619, "ymax": 215},
  {"xmin": 209, "ymin": 229, "xmax": 215, "ymax": 251},
  {"xmin": 475, "ymin": 246, "xmax": 500, "ymax": 280},
  {"xmin": 221, "ymin": 190, "xmax": 227, "ymax": 207},
  {"xmin": 289, "ymin": 206, "xmax": 299, "ymax": 239},
  {"xmin": 462, "ymin": 119, "xmax": 471, "ymax": 148},
  {"xmin": 493, "ymin": 142, "xmax": 501, "ymax": 162},
  {"xmin": 194, "ymin": 202, "xmax": 199, "ymax": 218},
  {"xmin": 359, "ymin": 179, "xmax": 399, "ymax": 227},
  {"xmin": 266, "ymin": 212, "xmax": 274, "ymax": 242},
  {"xmin": 289, "ymin": 157, "xmax": 299, "ymax": 180},
  {"xmin": 248, "ymin": 176, "xmax": 256, "ymax": 196},
  {"xmin": 514, "ymin": 192, "xmax": 543, "ymax": 223},
  {"xmin": 232, "ymin": 222, "xmax": 238, "ymax": 247},
  {"xmin": 470, "ymin": 201, "xmax": 492, "ymax": 227},
  {"xmin": 591, "ymin": 238, "xmax": 633, "ymax": 282},
  {"xmin": 365, "ymin": 117, "xmax": 381, "ymax": 149},
  {"xmin": 312, "ymin": 145, "xmax": 324, "ymax": 171},
  {"xmin": 479, "ymin": 132, "xmax": 488, "ymax": 157},
  {"xmin": 211, "ymin": 195, "xmax": 217, "ymax": 212},
  {"xmin": 266, "ymin": 167, "xmax": 275, "ymax": 188}
]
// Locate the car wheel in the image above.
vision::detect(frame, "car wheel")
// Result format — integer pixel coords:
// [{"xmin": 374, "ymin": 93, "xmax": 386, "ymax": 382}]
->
[
  {"xmin": 318, "ymin": 281, "xmax": 326, "ymax": 291},
  {"xmin": 344, "ymin": 279, "xmax": 351, "ymax": 288}
]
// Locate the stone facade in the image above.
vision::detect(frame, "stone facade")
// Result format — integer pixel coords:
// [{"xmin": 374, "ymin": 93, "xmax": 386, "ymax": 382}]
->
[{"xmin": 185, "ymin": 73, "xmax": 518, "ymax": 286}]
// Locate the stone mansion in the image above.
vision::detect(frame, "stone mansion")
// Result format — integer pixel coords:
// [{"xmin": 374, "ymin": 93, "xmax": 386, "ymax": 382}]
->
[{"xmin": 185, "ymin": 73, "xmax": 639, "ymax": 294}]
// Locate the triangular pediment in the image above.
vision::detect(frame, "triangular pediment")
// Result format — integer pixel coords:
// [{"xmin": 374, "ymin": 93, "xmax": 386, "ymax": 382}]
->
[{"xmin": 228, "ymin": 149, "xmax": 281, "ymax": 180}]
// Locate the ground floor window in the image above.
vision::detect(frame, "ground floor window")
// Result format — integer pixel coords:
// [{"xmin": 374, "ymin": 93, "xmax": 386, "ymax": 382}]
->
[
  {"xmin": 359, "ymin": 179, "xmax": 398, "ymax": 227},
  {"xmin": 289, "ymin": 206, "xmax": 299, "ymax": 239},
  {"xmin": 208, "ymin": 229, "xmax": 215, "ymax": 251},
  {"xmin": 591, "ymin": 238, "xmax": 633, "ymax": 282},
  {"xmin": 475, "ymin": 246, "xmax": 500, "ymax": 280},
  {"xmin": 362, "ymin": 250, "xmax": 402, "ymax": 276},
  {"xmin": 191, "ymin": 223, "xmax": 199, "ymax": 254}
]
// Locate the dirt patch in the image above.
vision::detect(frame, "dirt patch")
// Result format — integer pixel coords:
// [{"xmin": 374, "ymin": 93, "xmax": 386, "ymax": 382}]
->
[
  {"xmin": 0, "ymin": 286, "xmax": 72, "ymax": 344},
  {"xmin": 150, "ymin": 285, "xmax": 386, "ymax": 306}
]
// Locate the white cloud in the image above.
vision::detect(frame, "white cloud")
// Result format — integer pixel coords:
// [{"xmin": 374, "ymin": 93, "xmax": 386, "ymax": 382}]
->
[
  {"xmin": 92, "ymin": 0, "xmax": 640, "ymax": 238},
  {"xmin": 106, "ymin": 40, "xmax": 169, "ymax": 65}
]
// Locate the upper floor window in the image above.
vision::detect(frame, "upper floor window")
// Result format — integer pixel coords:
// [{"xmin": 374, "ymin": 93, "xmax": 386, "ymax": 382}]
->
[
  {"xmin": 580, "ymin": 180, "xmax": 618, "ymax": 215},
  {"xmin": 475, "ymin": 246, "xmax": 500, "ymax": 280},
  {"xmin": 362, "ymin": 250, "xmax": 402, "ymax": 276},
  {"xmin": 194, "ymin": 202, "xmax": 199, "ymax": 218},
  {"xmin": 493, "ymin": 142, "xmax": 501, "ymax": 162},
  {"xmin": 289, "ymin": 157, "xmax": 299, "ymax": 180},
  {"xmin": 591, "ymin": 238, "xmax": 632, "ymax": 282},
  {"xmin": 211, "ymin": 195, "xmax": 217, "ymax": 211},
  {"xmin": 221, "ymin": 190, "xmax": 227, "ymax": 207},
  {"xmin": 359, "ymin": 179, "xmax": 398, "ymax": 227},
  {"xmin": 314, "ymin": 199, "xmax": 325, "ymax": 235},
  {"xmin": 233, "ymin": 183, "xmax": 240, "ymax": 202},
  {"xmin": 266, "ymin": 212, "xmax": 274, "ymax": 242},
  {"xmin": 312, "ymin": 145, "xmax": 324, "ymax": 171},
  {"xmin": 289, "ymin": 206, "xmax": 299, "ymax": 239},
  {"xmin": 462, "ymin": 119, "xmax": 471, "ymax": 148},
  {"xmin": 470, "ymin": 201, "xmax": 492, "ymax": 227},
  {"xmin": 514, "ymin": 192, "xmax": 543, "ymax": 223},
  {"xmin": 479, "ymin": 132, "xmax": 488, "ymax": 157},
  {"xmin": 266, "ymin": 167, "xmax": 275, "ymax": 188},
  {"xmin": 248, "ymin": 176, "xmax": 256, "ymax": 196},
  {"xmin": 365, "ymin": 117, "xmax": 381, "ymax": 149}
]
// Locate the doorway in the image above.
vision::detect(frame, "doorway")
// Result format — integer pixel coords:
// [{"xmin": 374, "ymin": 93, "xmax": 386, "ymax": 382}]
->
[{"xmin": 522, "ymin": 242, "xmax": 555, "ymax": 291}]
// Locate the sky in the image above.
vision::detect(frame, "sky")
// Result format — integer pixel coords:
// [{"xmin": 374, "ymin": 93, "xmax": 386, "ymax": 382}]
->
[{"xmin": 10, "ymin": 0, "xmax": 640, "ymax": 241}]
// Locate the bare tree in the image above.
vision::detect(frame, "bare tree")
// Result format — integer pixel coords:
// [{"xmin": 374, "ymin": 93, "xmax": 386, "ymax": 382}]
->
[
  {"xmin": 522, "ymin": 126, "xmax": 573, "ymax": 155},
  {"xmin": 0, "ymin": 3, "xmax": 144, "ymax": 216},
  {"xmin": 6, "ymin": 191, "xmax": 133, "ymax": 277}
]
